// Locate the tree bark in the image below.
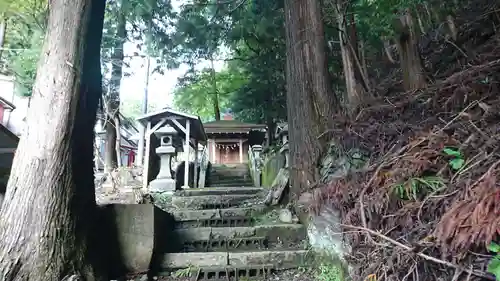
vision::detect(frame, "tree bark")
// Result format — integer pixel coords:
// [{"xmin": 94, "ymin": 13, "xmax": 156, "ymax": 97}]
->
[
  {"xmin": 114, "ymin": 115, "xmax": 122, "ymax": 167},
  {"xmin": 0, "ymin": 0, "xmax": 106, "ymax": 280},
  {"xmin": 104, "ymin": 0, "xmax": 126, "ymax": 171},
  {"xmin": 394, "ymin": 9, "xmax": 428, "ymax": 91},
  {"xmin": 284, "ymin": 0, "xmax": 339, "ymax": 197},
  {"xmin": 335, "ymin": 2, "xmax": 369, "ymax": 114},
  {"xmin": 210, "ymin": 58, "xmax": 221, "ymax": 120},
  {"xmin": 0, "ymin": 17, "xmax": 6, "ymax": 61}
]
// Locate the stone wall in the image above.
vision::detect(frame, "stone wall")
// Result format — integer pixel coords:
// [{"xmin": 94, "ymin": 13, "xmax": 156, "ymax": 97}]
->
[{"xmin": 303, "ymin": 141, "xmax": 368, "ymax": 269}]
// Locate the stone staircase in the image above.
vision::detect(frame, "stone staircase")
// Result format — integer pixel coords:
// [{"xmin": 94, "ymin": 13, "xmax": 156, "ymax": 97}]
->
[
  {"xmin": 157, "ymin": 166, "xmax": 310, "ymax": 280},
  {"xmin": 208, "ymin": 164, "xmax": 254, "ymax": 187}
]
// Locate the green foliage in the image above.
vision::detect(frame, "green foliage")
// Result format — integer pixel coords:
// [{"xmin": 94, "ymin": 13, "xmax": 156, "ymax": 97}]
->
[
  {"xmin": 120, "ymin": 97, "xmax": 158, "ymax": 120},
  {"xmin": 487, "ymin": 242, "xmax": 500, "ymax": 280},
  {"xmin": 172, "ymin": 266, "xmax": 194, "ymax": 278},
  {"xmin": 443, "ymin": 147, "xmax": 465, "ymax": 171},
  {"xmin": 315, "ymin": 263, "xmax": 344, "ymax": 281},
  {"xmin": 173, "ymin": 66, "xmax": 247, "ymax": 121},
  {"xmin": 171, "ymin": 0, "xmax": 287, "ymax": 125},
  {"xmin": 0, "ymin": 0, "xmax": 47, "ymax": 96},
  {"xmin": 391, "ymin": 176, "xmax": 445, "ymax": 200}
]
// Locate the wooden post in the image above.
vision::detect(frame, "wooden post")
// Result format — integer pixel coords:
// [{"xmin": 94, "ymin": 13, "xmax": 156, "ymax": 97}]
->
[
  {"xmin": 193, "ymin": 141, "xmax": 199, "ymax": 188},
  {"xmin": 183, "ymin": 119, "xmax": 191, "ymax": 188},
  {"xmin": 142, "ymin": 121, "xmax": 151, "ymax": 191},
  {"xmin": 239, "ymin": 139, "xmax": 243, "ymax": 163},
  {"xmin": 211, "ymin": 140, "xmax": 216, "ymax": 163}
]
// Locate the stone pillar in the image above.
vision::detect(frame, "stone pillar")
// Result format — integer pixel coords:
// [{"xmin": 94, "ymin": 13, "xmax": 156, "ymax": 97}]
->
[
  {"xmin": 183, "ymin": 119, "xmax": 191, "ymax": 189},
  {"xmin": 193, "ymin": 141, "xmax": 199, "ymax": 188},
  {"xmin": 279, "ymin": 125, "xmax": 289, "ymax": 168},
  {"xmin": 211, "ymin": 140, "xmax": 216, "ymax": 164},
  {"xmin": 251, "ymin": 145, "xmax": 263, "ymax": 187},
  {"xmin": 149, "ymin": 126, "xmax": 178, "ymax": 193}
]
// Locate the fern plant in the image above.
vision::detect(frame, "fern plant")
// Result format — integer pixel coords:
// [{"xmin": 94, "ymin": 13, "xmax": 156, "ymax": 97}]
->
[{"xmin": 487, "ymin": 242, "xmax": 500, "ymax": 280}]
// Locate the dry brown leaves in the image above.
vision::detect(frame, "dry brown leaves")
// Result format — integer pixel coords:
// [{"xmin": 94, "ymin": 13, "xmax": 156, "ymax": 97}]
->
[{"xmin": 312, "ymin": 32, "xmax": 500, "ymax": 281}]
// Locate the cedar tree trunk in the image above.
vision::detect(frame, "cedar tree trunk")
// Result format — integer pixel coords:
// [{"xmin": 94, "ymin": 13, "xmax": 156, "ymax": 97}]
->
[
  {"xmin": 0, "ymin": 17, "xmax": 6, "ymax": 61},
  {"xmin": 284, "ymin": 0, "xmax": 339, "ymax": 196},
  {"xmin": 0, "ymin": 0, "xmax": 106, "ymax": 280},
  {"xmin": 210, "ymin": 58, "xmax": 221, "ymax": 120},
  {"xmin": 104, "ymin": 0, "xmax": 126, "ymax": 171},
  {"xmin": 395, "ymin": 9, "xmax": 427, "ymax": 90}
]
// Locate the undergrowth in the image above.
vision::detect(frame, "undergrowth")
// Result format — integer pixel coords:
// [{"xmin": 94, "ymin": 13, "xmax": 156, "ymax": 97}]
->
[
  {"xmin": 309, "ymin": 15, "xmax": 500, "ymax": 280},
  {"xmin": 488, "ymin": 242, "xmax": 500, "ymax": 280},
  {"xmin": 315, "ymin": 263, "xmax": 344, "ymax": 281}
]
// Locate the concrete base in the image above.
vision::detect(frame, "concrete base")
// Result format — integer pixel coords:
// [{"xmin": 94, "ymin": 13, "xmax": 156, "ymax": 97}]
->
[
  {"xmin": 96, "ymin": 204, "xmax": 176, "ymax": 277},
  {"xmin": 149, "ymin": 177, "xmax": 176, "ymax": 192}
]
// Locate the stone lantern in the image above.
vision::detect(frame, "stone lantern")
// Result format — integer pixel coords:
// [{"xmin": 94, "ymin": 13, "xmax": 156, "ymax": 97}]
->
[
  {"xmin": 252, "ymin": 145, "xmax": 263, "ymax": 161},
  {"xmin": 149, "ymin": 125, "xmax": 179, "ymax": 193}
]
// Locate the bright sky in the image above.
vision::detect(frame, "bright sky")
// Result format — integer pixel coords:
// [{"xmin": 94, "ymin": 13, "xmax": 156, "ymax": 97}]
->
[{"xmin": 120, "ymin": 0, "xmax": 225, "ymax": 110}]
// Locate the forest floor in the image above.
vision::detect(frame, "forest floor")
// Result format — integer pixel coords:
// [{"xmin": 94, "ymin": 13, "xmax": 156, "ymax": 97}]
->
[{"xmin": 312, "ymin": 1, "xmax": 500, "ymax": 280}]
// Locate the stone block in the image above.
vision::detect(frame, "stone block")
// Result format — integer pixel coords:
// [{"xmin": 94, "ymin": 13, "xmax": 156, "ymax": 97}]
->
[
  {"xmin": 174, "ymin": 226, "xmax": 256, "ymax": 242},
  {"xmin": 171, "ymin": 194, "xmax": 258, "ymax": 209},
  {"xmin": 172, "ymin": 206, "xmax": 264, "ymax": 221},
  {"xmin": 97, "ymin": 204, "xmax": 176, "ymax": 277},
  {"xmin": 161, "ymin": 252, "xmax": 228, "ymax": 268},
  {"xmin": 228, "ymin": 250, "xmax": 308, "ymax": 269},
  {"xmin": 254, "ymin": 224, "xmax": 306, "ymax": 244}
]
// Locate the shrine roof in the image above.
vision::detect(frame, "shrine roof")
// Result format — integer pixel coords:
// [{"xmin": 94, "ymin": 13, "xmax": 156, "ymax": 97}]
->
[
  {"xmin": 136, "ymin": 108, "xmax": 207, "ymax": 143},
  {"xmin": 203, "ymin": 120, "xmax": 267, "ymax": 134}
]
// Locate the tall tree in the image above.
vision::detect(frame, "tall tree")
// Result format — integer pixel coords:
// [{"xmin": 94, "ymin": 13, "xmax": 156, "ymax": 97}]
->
[
  {"xmin": 394, "ymin": 9, "xmax": 427, "ymax": 90},
  {"xmin": 103, "ymin": 0, "xmax": 127, "ymax": 171},
  {"xmin": 173, "ymin": 66, "xmax": 246, "ymax": 121},
  {"xmin": 0, "ymin": 0, "xmax": 106, "ymax": 280},
  {"xmin": 329, "ymin": 0, "xmax": 371, "ymax": 114},
  {"xmin": 284, "ymin": 0, "xmax": 339, "ymax": 195}
]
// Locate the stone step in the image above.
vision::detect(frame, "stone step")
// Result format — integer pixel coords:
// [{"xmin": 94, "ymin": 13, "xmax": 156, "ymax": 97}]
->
[
  {"xmin": 180, "ymin": 236, "xmax": 306, "ymax": 253},
  {"xmin": 209, "ymin": 174, "xmax": 251, "ymax": 180},
  {"xmin": 173, "ymin": 224, "xmax": 306, "ymax": 244},
  {"xmin": 174, "ymin": 216, "xmax": 254, "ymax": 229},
  {"xmin": 161, "ymin": 250, "xmax": 309, "ymax": 270},
  {"xmin": 209, "ymin": 177, "xmax": 253, "ymax": 182},
  {"xmin": 209, "ymin": 179, "xmax": 254, "ymax": 185},
  {"xmin": 171, "ymin": 194, "xmax": 260, "ymax": 209},
  {"xmin": 171, "ymin": 264, "xmax": 275, "ymax": 280},
  {"xmin": 174, "ymin": 187, "xmax": 262, "ymax": 197},
  {"xmin": 209, "ymin": 183, "xmax": 255, "ymax": 188},
  {"xmin": 172, "ymin": 206, "xmax": 265, "ymax": 221}
]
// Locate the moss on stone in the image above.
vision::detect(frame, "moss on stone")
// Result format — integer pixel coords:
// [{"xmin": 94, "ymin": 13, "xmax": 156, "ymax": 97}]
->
[{"xmin": 261, "ymin": 152, "xmax": 285, "ymax": 188}]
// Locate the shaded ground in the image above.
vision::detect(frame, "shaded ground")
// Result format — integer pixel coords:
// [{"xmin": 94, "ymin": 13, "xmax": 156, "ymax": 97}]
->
[{"xmin": 311, "ymin": 1, "xmax": 500, "ymax": 280}]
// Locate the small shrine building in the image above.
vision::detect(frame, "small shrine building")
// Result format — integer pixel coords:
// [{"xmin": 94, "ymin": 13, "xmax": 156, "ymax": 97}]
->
[{"xmin": 203, "ymin": 114, "xmax": 266, "ymax": 165}]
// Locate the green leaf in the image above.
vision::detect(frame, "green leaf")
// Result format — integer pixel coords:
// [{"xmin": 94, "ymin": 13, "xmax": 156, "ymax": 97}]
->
[
  {"xmin": 487, "ymin": 257, "xmax": 500, "ymax": 280},
  {"xmin": 449, "ymin": 158, "xmax": 465, "ymax": 170},
  {"xmin": 488, "ymin": 242, "xmax": 500, "ymax": 253},
  {"xmin": 443, "ymin": 147, "xmax": 462, "ymax": 157}
]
